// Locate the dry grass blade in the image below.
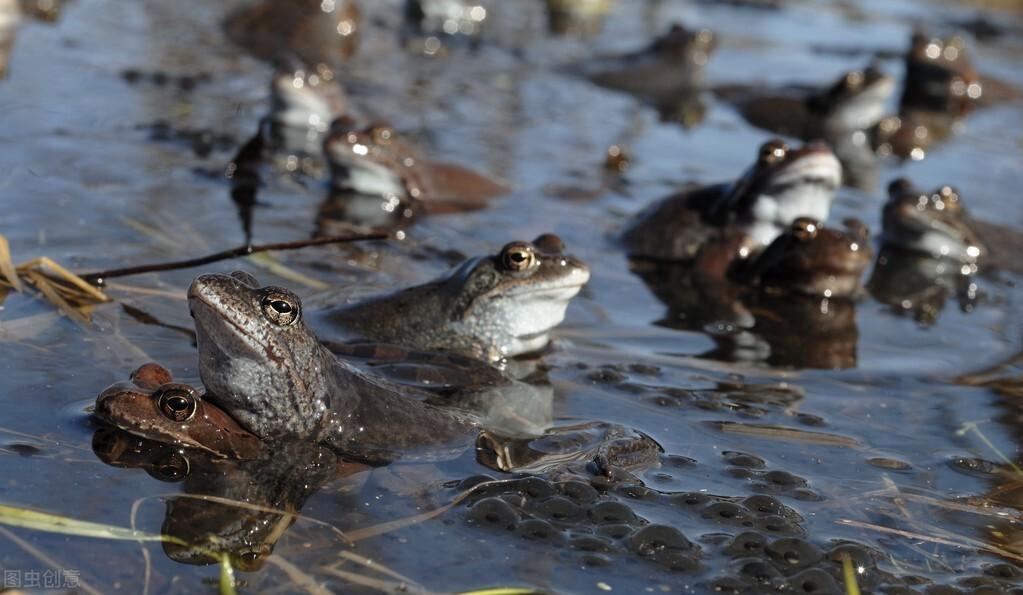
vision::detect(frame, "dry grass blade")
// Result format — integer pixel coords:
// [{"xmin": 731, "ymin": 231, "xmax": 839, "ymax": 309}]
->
[
  {"xmin": 345, "ymin": 479, "xmax": 521, "ymax": 543},
  {"xmin": 837, "ymin": 518, "xmax": 1023, "ymax": 564},
  {"xmin": 18, "ymin": 257, "xmax": 108, "ymax": 302},
  {"xmin": 23, "ymin": 271, "xmax": 91, "ymax": 326},
  {"xmin": 337, "ymin": 550, "xmax": 418, "ymax": 585},
  {"xmin": 0, "ymin": 234, "xmax": 23, "ymax": 292},
  {"xmin": 249, "ymin": 252, "xmax": 329, "ymax": 290},
  {"xmin": 0, "ymin": 526, "xmax": 104, "ymax": 595},
  {"xmin": 457, "ymin": 589, "xmax": 545, "ymax": 595}
]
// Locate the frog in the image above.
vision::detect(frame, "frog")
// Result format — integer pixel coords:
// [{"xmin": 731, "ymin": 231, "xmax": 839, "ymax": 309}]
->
[
  {"xmin": 718, "ymin": 65, "xmax": 896, "ymax": 140},
  {"xmin": 575, "ymin": 22, "xmax": 715, "ymax": 104},
  {"xmin": 880, "ymin": 178, "xmax": 984, "ymax": 266},
  {"xmin": 875, "ymin": 32, "xmax": 1018, "ymax": 160},
  {"xmin": 95, "ymin": 363, "xmax": 264, "ymax": 460},
  {"xmin": 621, "ymin": 139, "xmax": 841, "ymax": 263},
  {"xmin": 314, "ymin": 234, "xmax": 591, "ymax": 363},
  {"xmin": 573, "ymin": 22, "xmax": 715, "ymax": 125},
  {"xmin": 188, "ymin": 271, "xmax": 477, "ymax": 463},
  {"xmin": 323, "ymin": 118, "xmax": 511, "ymax": 214},
  {"xmin": 636, "ymin": 218, "xmax": 871, "ymax": 369},
  {"xmin": 223, "ymin": 0, "xmax": 361, "ymax": 71},
  {"xmin": 734, "ymin": 217, "xmax": 873, "ymax": 299},
  {"xmin": 186, "ymin": 272, "xmax": 660, "ymax": 471}
]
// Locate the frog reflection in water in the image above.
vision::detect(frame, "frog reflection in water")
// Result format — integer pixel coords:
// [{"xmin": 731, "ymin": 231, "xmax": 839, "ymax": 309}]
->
[
  {"xmin": 323, "ymin": 118, "xmax": 510, "ymax": 216},
  {"xmin": 315, "ymin": 234, "xmax": 591, "ymax": 363},
  {"xmin": 92, "ymin": 426, "xmax": 354, "ymax": 570},
  {"xmin": 622, "ymin": 139, "xmax": 841, "ymax": 263},
  {"xmin": 574, "ymin": 22, "xmax": 715, "ymax": 125},
  {"xmin": 638, "ymin": 218, "xmax": 872, "ymax": 369}
]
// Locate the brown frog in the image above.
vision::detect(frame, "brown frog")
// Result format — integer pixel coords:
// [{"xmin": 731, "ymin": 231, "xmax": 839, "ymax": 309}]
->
[
  {"xmin": 735, "ymin": 217, "xmax": 873, "ymax": 299},
  {"xmin": 95, "ymin": 363, "xmax": 263, "ymax": 460},
  {"xmin": 574, "ymin": 22, "xmax": 715, "ymax": 125},
  {"xmin": 324, "ymin": 118, "xmax": 511, "ymax": 214},
  {"xmin": 621, "ymin": 139, "xmax": 841, "ymax": 263}
]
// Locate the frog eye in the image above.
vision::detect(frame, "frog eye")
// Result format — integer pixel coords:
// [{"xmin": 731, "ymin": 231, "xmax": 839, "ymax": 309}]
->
[
  {"xmin": 156, "ymin": 384, "xmax": 198, "ymax": 422},
  {"xmin": 370, "ymin": 124, "xmax": 394, "ymax": 145},
  {"xmin": 498, "ymin": 242, "xmax": 537, "ymax": 272},
  {"xmin": 260, "ymin": 290, "xmax": 301, "ymax": 326},
  {"xmin": 842, "ymin": 71, "xmax": 863, "ymax": 90},
  {"xmin": 791, "ymin": 218, "xmax": 821, "ymax": 241},
  {"xmin": 758, "ymin": 139, "xmax": 788, "ymax": 164}
]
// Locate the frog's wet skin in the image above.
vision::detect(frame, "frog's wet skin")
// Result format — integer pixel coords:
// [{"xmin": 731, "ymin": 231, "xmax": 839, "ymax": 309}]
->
[
  {"xmin": 324, "ymin": 118, "xmax": 511, "ymax": 214},
  {"xmin": 316, "ymin": 235, "xmax": 591, "ymax": 362},
  {"xmin": 621, "ymin": 139, "xmax": 841, "ymax": 262},
  {"xmin": 223, "ymin": 0, "xmax": 361, "ymax": 70},
  {"xmin": 188, "ymin": 272, "xmax": 478, "ymax": 463},
  {"xmin": 719, "ymin": 65, "xmax": 896, "ymax": 140},
  {"xmin": 95, "ymin": 363, "xmax": 264, "ymax": 460}
]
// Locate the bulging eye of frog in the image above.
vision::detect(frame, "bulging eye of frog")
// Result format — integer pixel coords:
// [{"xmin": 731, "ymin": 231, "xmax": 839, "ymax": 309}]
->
[
  {"xmin": 499, "ymin": 242, "xmax": 537, "ymax": 272},
  {"xmin": 791, "ymin": 218, "xmax": 821, "ymax": 242},
  {"xmin": 758, "ymin": 139, "xmax": 788, "ymax": 165},
  {"xmin": 155, "ymin": 384, "xmax": 199, "ymax": 422},
  {"xmin": 260, "ymin": 290, "xmax": 301, "ymax": 326}
]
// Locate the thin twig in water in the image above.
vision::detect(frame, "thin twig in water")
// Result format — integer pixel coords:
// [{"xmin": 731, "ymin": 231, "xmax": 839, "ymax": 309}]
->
[{"xmin": 80, "ymin": 233, "xmax": 389, "ymax": 285}]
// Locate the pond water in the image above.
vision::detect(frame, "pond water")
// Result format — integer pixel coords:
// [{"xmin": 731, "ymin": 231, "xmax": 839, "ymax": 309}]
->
[{"xmin": 2, "ymin": 0, "xmax": 1023, "ymax": 593}]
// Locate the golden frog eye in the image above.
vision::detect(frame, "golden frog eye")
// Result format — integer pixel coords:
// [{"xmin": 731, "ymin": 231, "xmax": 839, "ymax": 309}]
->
[
  {"xmin": 156, "ymin": 384, "xmax": 198, "ymax": 422},
  {"xmin": 758, "ymin": 139, "xmax": 788, "ymax": 165},
  {"xmin": 499, "ymin": 242, "xmax": 537, "ymax": 272},
  {"xmin": 370, "ymin": 124, "xmax": 394, "ymax": 145},
  {"xmin": 261, "ymin": 290, "xmax": 301, "ymax": 326},
  {"xmin": 791, "ymin": 218, "xmax": 821, "ymax": 242}
]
